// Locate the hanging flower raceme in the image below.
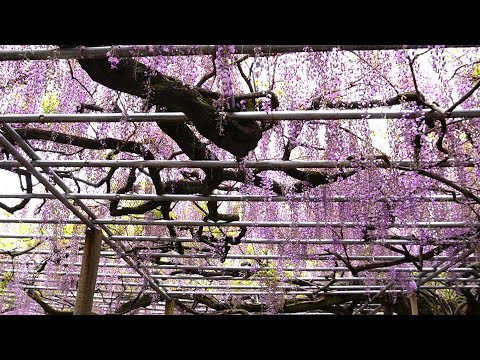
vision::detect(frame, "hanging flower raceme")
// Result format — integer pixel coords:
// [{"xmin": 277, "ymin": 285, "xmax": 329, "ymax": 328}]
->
[{"xmin": 214, "ymin": 45, "xmax": 236, "ymax": 112}]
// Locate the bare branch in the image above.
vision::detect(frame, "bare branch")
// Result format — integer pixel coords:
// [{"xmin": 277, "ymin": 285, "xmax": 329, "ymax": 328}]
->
[
  {"xmin": 26, "ymin": 290, "xmax": 73, "ymax": 315},
  {"xmin": 0, "ymin": 241, "xmax": 41, "ymax": 258},
  {"xmin": 0, "ymin": 169, "xmax": 33, "ymax": 214},
  {"xmin": 447, "ymin": 78, "xmax": 480, "ymax": 113}
]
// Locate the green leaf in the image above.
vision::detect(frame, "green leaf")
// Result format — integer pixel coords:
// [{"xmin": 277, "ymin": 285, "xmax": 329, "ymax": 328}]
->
[
  {"xmin": 473, "ymin": 64, "xmax": 480, "ymax": 78},
  {"xmin": 40, "ymin": 92, "xmax": 60, "ymax": 114}
]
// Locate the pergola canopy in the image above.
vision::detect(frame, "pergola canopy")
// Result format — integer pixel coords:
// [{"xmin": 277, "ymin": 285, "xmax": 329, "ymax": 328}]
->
[{"xmin": 0, "ymin": 45, "xmax": 479, "ymax": 315}]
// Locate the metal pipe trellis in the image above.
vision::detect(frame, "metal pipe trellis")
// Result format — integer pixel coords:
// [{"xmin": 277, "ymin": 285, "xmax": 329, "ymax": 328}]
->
[
  {"xmin": 1, "ymin": 218, "xmax": 477, "ymax": 228},
  {"xmin": 5, "ymin": 267, "xmax": 479, "ymax": 283},
  {"xmin": 1, "ymin": 108, "xmax": 480, "ymax": 124},
  {"xmin": 0, "ymin": 159, "xmax": 475, "ymax": 170},
  {"xmin": 0, "ymin": 123, "xmax": 173, "ymax": 303},
  {"xmin": 353, "ymin": 281, "xmax": 395, "ymax": 314},
  {"xmin": 2, "ymin": 287, "xmax": 437, "ymax": 296},
  {"xmin": 5, "ymin": 248, "xmax": 477, "ymax": 262},
  {"xmin": 14, "ymin": 268, "xmax": 480, "ymax": 283},
  {"xmin": 1, "ymin": 233, "xmax": 473, "ymax": 245},
  {"xmin": 0, "ymin": 45, "xmax": 474, "ymax": 61},
  {"xmin": 15, "ymin": 282, "xmax": 480, "ymax": 292},
  {"xmin": 416, "ymin": 247, "xmax": 477, "ymax": 287},
  {"xmin": 2, "ymin": 260, "xmax": 473, "ymax": 273},
  {"xmin": 0, "ymin": 233, "xmax": 475, "ymax": 246},
  {"xmin": 1, "ymin": 46, "xmax": 479, "ymax": 314},
  {"xmin": 0, "ymin": 193, "xmax": 468, "ymax": 203},
  {"xmin": 0, "ymin": 129, "xmax": 96, "ymax": 230},
  {"xmin": 2, "ymin": 264, "xmax": 477, "ymax": 278}
]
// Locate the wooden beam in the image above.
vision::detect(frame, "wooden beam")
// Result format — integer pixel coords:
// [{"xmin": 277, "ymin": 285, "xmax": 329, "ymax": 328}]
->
[
  {"xmin": 74, "ymin": 228, "xmax": 102, "ymax": 315},
  {"xmin": 409, "ymin": 293, "xmax": 419, "ymax": 315},
  {"xmin": 165, "ymin": 300, "xmax": 175, "ymax": 315}
]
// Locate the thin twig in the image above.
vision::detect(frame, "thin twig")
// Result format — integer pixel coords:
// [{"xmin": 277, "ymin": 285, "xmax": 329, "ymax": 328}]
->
[
  {"xmin": 447, "ymin": 78, "xmax": 480, "ymax": 113},
  {"xmin": 67, "ymin": 60, "xmax": 94, "ymax": 98}
]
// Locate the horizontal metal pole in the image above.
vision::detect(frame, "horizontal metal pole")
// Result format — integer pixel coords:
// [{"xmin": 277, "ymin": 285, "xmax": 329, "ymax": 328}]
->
[
  {"xmin": 17, "ymin": 281, "xmax": 480, "ymax": 292},
  {"xmin": 47, "ymin": 262, "xmax": 477, "ymax": 273},
  {"xmin": 0, "ymin": 290, "xmax": 198, "ymax": 304},
  {"xmin": 176, "ymin": 276, "xmax": 480, "ymax": 283},
  {"xmin": 8, "ymin": 265, "xmax": 479, "ymax": 280},
  {"xmin": 0, "ymin": 233, "xmax": 84, "ymax": 239},
  {"xmin": 25, "ymin": 276, "xmax": 480, "ymax": 288},
  {"xmin": 354, "ymin": 281, "xmax": 395, "ymax": 314},
  {"xmin": 1, "ymin": 122, "xmax": 174, "ymax": 303},
  {"xmin": 51, "ymin": 219, "xmax": 480, "ymax": 228},
  {"xmin": 3, "ymin": 262, "xmax": 475, "ymax": 275},
  {"xmin": 9, "ymin": 284, "xmax": 477, "ymax": 300},
  {"xmin": 416, "ymin": 247, "xmax": 477, "ymax": 287},
  {"xmin": 19, "ymin": 285, "xmax": 320, "ymax": 296},
  {"xmin": 2, "ymin": 109, "xmax": 480, "ymax": 124},
  {"xmin": 10, "ymin": 267, "xmax": 480, "ymax": 284},
  {"xmin": 147, "ymin": 265, "xmax": 477, "ymax": 273},
  {"xmin": 138, "ymin": 254, "xmax": 477, "ymax": 262},
  {"xmin": 105, "ymin": 236, "xmax": 474, "ymax": 245},
  {"xmin": 0, "ymin": 45, "xmax": 470, "ymax": 61},
  {"xmin": 0, "ymin": 131, "xmax": 97, "ymax": 230},
  {"xmin": 90, "ymin": 251, "xmax": 479, "ymax": 262},
  {"xmin": 1, "ymin": 217, "xmax": 478, "ymax": 228},
  {"xmin": 0, "ymin": 159, "xmax": 474, "ymax": 170},
  {"xmin": 19, "ymin": 270, "xmax": 480, "ymax": 283},
  {"xmin": 0, "ymin": 232, "xmax": 473, "ymax": 246},
  {"xmin": 17, "ymin": 285, "xmax": 461, "ymax": 296},
  {"xmin": 0, "ymin": 293, "xmax": 201, "ymax": 311},
  {"xmin": 19, "ymin": 248, "xmax": 476, "ymax": 262},
  {"xmin": 0, "ymin": 193, "xmax": 467, "ymax": 203}
]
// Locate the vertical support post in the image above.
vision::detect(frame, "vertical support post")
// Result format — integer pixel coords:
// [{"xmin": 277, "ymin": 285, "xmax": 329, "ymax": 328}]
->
[
  {"xmin": 383, "ymin": 304, "xmax": 393, "ymax": 315},
  {"xmin": 409, "ymin": 293, "xmax": 419, "ymax": 315},
  {"xmin": 165, "ymin": 300, "xmax": 175, "ymax": 315},
  {"xmin": 74, "ymin": 228, "xmax": 102, "ymax": 315}
]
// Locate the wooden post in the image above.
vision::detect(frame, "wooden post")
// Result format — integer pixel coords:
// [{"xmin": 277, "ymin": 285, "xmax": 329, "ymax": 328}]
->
[
  {"xmin": 74, "ymin": 228, "xmax": 102, "ymax": 315},
  {"xmin": 165, "ymin": 300, "xmax": 175, "ymax": 315},
  {"xmin": 409, "ymin": 293, "xmax": 419, "ymax": 315},
  {"xmin": 383, "ymin": 304, "xmax": 393, "ymax": 315}
]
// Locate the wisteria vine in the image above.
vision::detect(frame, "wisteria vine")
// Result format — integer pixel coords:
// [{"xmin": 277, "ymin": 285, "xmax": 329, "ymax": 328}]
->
[{"xmin": 0, "ymin": 45, "xmax": 479, "ymax": 315}]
